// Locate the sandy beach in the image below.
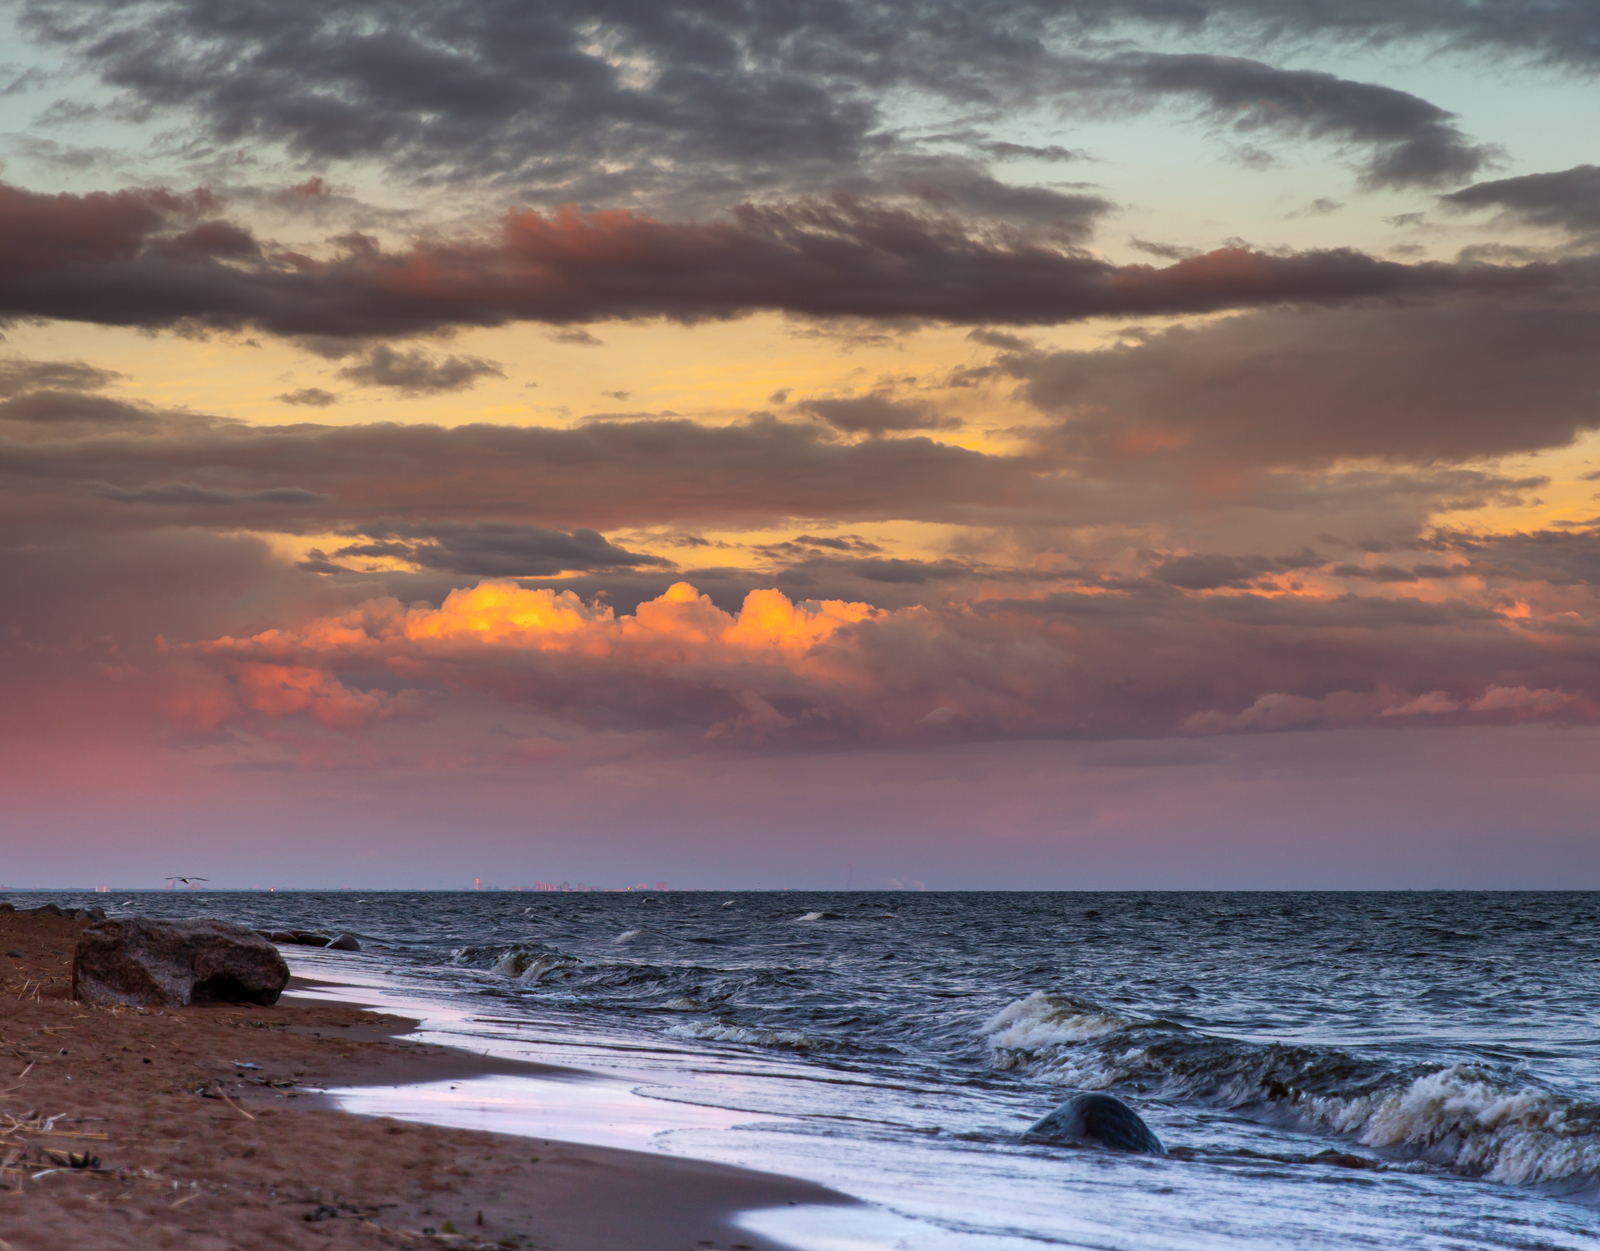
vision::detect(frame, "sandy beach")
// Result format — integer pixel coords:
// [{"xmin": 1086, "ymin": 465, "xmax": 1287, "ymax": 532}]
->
[{"xmin": 0, "ymin": 909, "xmax": 845, "ymax": 1250}]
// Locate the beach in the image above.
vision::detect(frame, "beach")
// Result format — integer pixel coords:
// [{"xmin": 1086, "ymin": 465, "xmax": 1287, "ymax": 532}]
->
[
  {"xmin": 7, "ymin": 889, "xmax": 1600, "ymax": 1251},
  {"xmin": 0, "ymin": 909, "xmax": 844, "ymax": 1250}
]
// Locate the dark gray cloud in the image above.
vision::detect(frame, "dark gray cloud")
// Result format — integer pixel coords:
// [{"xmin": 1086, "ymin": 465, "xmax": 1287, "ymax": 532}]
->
[
  {"xmin": 0, "ymin": 180, "xmax": 1584, "ymax": 338},
  {"xmin": 1151, "ymin": 553, "xmax": 1279, "ymax": 590},
  {"xmin": 0, "ymin": 406, "xmax": 1037, "ymax": 532},
  {"xmin": 1080, "ymin": 53, "xmax": 1494, "ymax": 189},
  {"xmin": 17, "ymin": 0, "xmax": 1516, "ymax": 217},
  {"xmin": 93, "ymin": 482, "xmax": 332, "ymax": 506},
  {"xmin": 985, "ymin": 302, "xmax": 1600, "ymax": 473},
  {"xmin": 275, "ymin": 387, "xmax": 339, "ymax": 407},
  {"xmin": 855, "ymin": 156, "xmax": 1112, "ymax": 243},
  {"xmin": 0, "ymin": 357, "xmax": 121, "ymax": 396},
  {"xmin": 333, "ymin": 520, "xmax": 669, "ymax": 577},
  {"xmin": 1443, "ymin": 165, "xmax": 1600, "ymax": 240},
  {"xmin": 774, "ymin": 554, "xmax": 980, "ymax": 587},
  {"xmin": 336, "ymin": 345, "xmax": 506, "ymax": 393},
  {"xmin": 0, "ymin": 390, "xmax": 163, "ymax": 426}
]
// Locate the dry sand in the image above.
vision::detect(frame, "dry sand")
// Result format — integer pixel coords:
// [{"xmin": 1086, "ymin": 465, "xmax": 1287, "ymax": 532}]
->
[{"xmin": 0, "ymin": 909, "xmax": 847, "ymax": 1250}]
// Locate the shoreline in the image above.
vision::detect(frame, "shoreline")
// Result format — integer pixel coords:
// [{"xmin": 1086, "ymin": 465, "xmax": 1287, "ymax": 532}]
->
[{"xmin": 0, "ymin": 909, "xmax": 853, "ymax": 1250}]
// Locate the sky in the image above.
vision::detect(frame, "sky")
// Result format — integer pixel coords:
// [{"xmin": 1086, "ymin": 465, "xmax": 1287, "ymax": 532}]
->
[{"xmin": 3, "ymin": 0, "xmax": 1600, "ymax": 890}]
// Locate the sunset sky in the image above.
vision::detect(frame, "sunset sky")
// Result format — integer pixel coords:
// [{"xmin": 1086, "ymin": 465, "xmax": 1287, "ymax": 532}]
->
[{"xmin": 4, "ymin": 0, "xmax": 1600, "ymax": 890}]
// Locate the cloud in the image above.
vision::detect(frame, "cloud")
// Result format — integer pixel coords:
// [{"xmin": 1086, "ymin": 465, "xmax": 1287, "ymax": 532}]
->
[
  {"xmin": 18, "ymin": 0, "xmax": 1526, "ymax": 218},
  {"xmin": 0, "ymin": 390, "xmax": 195, "ymax": 430},
  {"xmin": 1468, "ymin": 684, "xmax": 1574, "ymax": 713},
  {"xmin": 275, "ymin": 387, "xmax": 339, "ymax": 407},
  {"xmin": 168, "ymin": 573, "xmax": 1600, "ymax": 751},
  {"xmin": 1151, "ymin": 554, "xmax": 1279, "ymax": 590},
  {"xmin": 0, "ymin": 180, "xmax": 1582, "ymax": 338},
  {"xmin": 336, "ymin": 345, "xmax": 505, "ymax": 394},
  {"xmin": 1380, "ymin": 691, "xmax": 1462, "ymax": 716},
  {"xmin": 547, "ymin": 328, "xmax": 604, "ymax": 346},
  {"xmin": 93, "ymin": 482, "xmax": 332, "ymax": 506},
  {"xmin": 0, "ymin": 408, "xmax": 1033, "ymax": 533},
  {"xmin": 991, "ymin": 303, "xmax": 1600, "ymax": 473},
  {"xmin": 1081, "ymin": 53, "xmax": 1495, "ymax": 189},
  {"xmin": 796, "ymin": 392, "xmax": 959, "ymax": 436},
  {"xmin": 1443, "ymin": 165, "xmax": 1600, "ymax": 240},
  {"xmin": 331, "ymin": 521, "xmax": 669, "ymax": 577},
  {"xmin": 0, "ymin": 357, "xmax": 122, "ymax": 396}
]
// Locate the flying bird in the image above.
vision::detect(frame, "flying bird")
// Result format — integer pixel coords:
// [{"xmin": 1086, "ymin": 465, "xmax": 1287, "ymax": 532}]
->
[{"xmin": 164, "ymin": 876, "xmax": 209, "ymax": 887}]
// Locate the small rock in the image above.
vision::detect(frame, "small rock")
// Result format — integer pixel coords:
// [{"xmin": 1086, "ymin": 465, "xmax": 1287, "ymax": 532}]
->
[
  {"xmin": 325, "ymin": 934, "xmax": 361, "ymax": 951},
  {"xmin": 72, "ymin": 917, "xmax": 290, "ymax": 1008},
  {"xmin": 292, "ymin": 932, "xmax": 331, "ymax": 947}
]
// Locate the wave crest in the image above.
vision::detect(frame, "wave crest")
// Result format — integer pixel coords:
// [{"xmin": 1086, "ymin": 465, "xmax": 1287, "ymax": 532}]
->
[{"xmin": 983, "ymin": 990, "xmax": 1600, "ymax": 1186}]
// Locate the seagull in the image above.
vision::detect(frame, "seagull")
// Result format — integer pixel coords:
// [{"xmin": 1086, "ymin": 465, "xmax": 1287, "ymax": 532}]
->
[{"xmin": 165, "ymin": 876, "xmax": 209, "ymax": 888}]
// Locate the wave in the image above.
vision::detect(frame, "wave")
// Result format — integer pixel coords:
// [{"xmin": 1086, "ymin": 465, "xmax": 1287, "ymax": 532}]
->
[
  {"xmin": 984, "ymin": 991, "xmax": 1133, "ymax": 1046},
  {"xmin": 984, "ymin": 990, "xmax": 1600, "ymax": 1186},
  {"xmin": 667, "ymin": 1021, "xmax": 827, "ymax": 1051}
]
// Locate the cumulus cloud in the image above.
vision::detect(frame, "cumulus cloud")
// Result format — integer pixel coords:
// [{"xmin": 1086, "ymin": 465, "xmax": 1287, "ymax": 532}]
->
[{"xmin": 154, "ymin": 571, "xmax": 1600, "ymax": 753}]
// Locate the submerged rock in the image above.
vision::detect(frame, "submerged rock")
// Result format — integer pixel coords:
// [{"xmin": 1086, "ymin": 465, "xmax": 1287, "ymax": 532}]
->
[
  {"xmin": 72, "ymin": 916, "xmax": 289, "ymax": 1008},
  {"xmin": 1025, "ymin": 1093, "xmax": 1165, "ymax": 1155},
  {"xmin": 292, "ymin": 932, "xmax": 331, "ymax": 947},
  {"xmin": 326, "ymin": 934, "xmax": 361, "ymax": 951}
]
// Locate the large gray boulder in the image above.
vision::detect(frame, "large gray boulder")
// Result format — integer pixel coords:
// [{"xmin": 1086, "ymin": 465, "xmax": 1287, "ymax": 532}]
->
[
  {"xmin": 1025, "ymin": 1093, "xmax": 1165, "ymax": 1154},
  {"xmin": 72, "ymin": 917, "xmax": 290, "ymax": 1007}
]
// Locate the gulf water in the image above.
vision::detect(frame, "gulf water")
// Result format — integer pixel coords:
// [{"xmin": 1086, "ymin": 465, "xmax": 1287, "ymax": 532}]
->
[{"xmin": 21, "ymin": 889, "xmax": 1600, "ymax": 1249}]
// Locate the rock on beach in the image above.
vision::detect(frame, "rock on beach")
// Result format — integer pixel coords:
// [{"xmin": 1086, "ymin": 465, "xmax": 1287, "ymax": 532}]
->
[
  {"xmin": 72, "ymin": 916, "xmax": 290, "ymax": 1008},
  {"xmin": 1026, "ymin": 1093, "xmax": 1166, "ymax": 1154}
]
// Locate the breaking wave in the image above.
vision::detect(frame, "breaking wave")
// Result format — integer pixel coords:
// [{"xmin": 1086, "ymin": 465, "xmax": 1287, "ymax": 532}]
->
[
  {"xmin": 984, "ymin": 990, "xmax": 1600, "ymax": 1187},
  {"xmin": 668, "ymin": 1021, "xmax": 828, "ymax": 1051}
]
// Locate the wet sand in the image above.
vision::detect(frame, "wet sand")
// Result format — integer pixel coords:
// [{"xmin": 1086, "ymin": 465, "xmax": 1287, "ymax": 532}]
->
[{"xmin": 0, "ymin": 909, "xmax": 847, "ymax": 1250}]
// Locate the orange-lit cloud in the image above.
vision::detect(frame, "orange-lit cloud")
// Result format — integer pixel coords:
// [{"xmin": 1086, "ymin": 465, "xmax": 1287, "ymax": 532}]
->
[{"xmin": 172, "ymin": 575, "xmax": 1600, "ymax": 756}]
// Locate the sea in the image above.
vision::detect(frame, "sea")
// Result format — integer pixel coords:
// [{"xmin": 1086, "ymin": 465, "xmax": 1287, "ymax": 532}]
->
[{"xmin": 17, "ymin": 889, "xmax": 1600, "ymax": 1250}]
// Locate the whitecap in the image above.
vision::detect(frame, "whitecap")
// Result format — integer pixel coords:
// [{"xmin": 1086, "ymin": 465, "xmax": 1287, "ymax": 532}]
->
[
  {"xmin": 494, "ymin": 949, "xmax": 535, "ymax": 976},
  {"xmin": 517, "ymin": 954, "xmax": 579, "ymax": 982},
  {"xmin": 668, "ymin": 1021, "xmax": 821, "ymax": 1051},
  {"xmin": 982, "ymin": 990, "xmax": 1133, "ymax": 1049},
  {"xmin": 1311, "ymin": 1064, "xmax": 1600, "ymax": 1185},
  {"xmin": 614, "ymin": 929, "xmax": 642, "ymax": 944}
]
